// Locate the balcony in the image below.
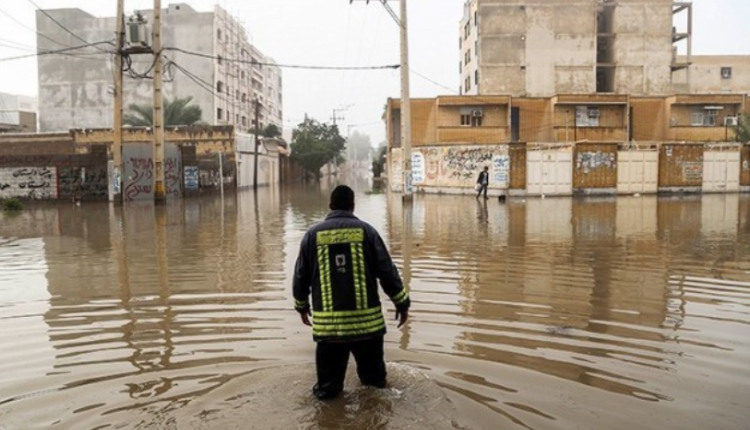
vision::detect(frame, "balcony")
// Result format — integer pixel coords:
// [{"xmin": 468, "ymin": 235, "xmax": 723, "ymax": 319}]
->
[
  {"xmin": 436, "ymin": 126, "xmax": 508, "ymax": 144},
  {"xmin": 554, "ymin": 126, "xmax": 626, "ymax": 143}
]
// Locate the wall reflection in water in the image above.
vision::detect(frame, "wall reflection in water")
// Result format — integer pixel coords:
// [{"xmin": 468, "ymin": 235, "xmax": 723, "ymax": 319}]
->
[{"xmin": 0, "ymin": 190, "xmax": 748, "ymax": 430}]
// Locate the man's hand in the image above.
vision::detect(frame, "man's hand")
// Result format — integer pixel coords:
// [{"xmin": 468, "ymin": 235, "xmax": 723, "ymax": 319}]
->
[
  {"xmin": 395, "ymin": 308, "xmax": 408, "ymax": 328},
  {"xmin": 299, "ymin": 309, "xmax": 312, "ymax": 326}
]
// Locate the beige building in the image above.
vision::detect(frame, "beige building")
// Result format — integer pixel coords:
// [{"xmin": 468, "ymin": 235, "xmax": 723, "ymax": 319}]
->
[
  {"xmin": 37, "ymin": 4, "xmax": 282, "ymax": 133},
  {"xmin": 673, "ymin": 55, "xmax": 750, "ymax": 94},
  {"xmin": 460, "ymin": 0, "xmax": 686, "ymax": 96}
]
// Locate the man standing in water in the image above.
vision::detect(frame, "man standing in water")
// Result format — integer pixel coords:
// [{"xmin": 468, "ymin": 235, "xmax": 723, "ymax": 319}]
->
[
  {"xmin": 293, "ymin": 185, "xmax": 410, "ymax": 399},
  {"xmin": 476, "ymin": 165, "xmax": 489, "ymax": 199}
]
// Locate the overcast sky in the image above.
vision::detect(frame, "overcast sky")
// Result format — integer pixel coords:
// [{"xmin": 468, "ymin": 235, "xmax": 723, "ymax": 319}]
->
[{"xmin": 1, "ymin": 0, "xmax": 748, "ymax": 145}]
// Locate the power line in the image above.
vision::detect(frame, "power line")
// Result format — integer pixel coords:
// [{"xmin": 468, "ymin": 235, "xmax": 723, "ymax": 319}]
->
[
  {"xmin": 0, "ymin": 40, "xmax": 114, "ymax": 63},
  {"xmin": 163, "ymin": 46, "xmax": 399, "ymax": 71},
  {"xmin": 0, "ymin": 6, "xmax": 71, "ymax": 49}
]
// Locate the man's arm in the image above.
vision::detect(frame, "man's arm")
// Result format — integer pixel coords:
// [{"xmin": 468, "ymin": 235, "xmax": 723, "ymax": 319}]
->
[
  {"xmin": 371, "ymin": 230, "xmax": 410, "ymax": 326},
  {"xmin": 292, "ymin": 233, "xmax": 312, "ymax": 326}
]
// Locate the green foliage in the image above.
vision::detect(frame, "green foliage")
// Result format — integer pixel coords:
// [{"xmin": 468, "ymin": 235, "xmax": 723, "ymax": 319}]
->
[
  {"xmin": 290, "ymin": 118, "xmax": 346, "ymax": 178},
  {"xmin": 124, "ymin": 96, "xmax": 203, "ymax": 126},
  {"xmin": 736, "ymin": 113, "xmax": 750, "ymax": 143},
  {"xmin": 1, "ymin": 197, "xmax": 23, "ymax": 211},
  {"xmin": 372, "ymin": 143, "xmax": 387, "ymax": 178},
  {"xmin": 248, "ymin": 123, "xmax": 282, "ymax": 138}
]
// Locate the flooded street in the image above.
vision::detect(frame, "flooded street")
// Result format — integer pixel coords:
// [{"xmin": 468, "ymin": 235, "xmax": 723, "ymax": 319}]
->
[{"xmin": 1, "ymin": 179, "xmax": 749, "ymax": 430}]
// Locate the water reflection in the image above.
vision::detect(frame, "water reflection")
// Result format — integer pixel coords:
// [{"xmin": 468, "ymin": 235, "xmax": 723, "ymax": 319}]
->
[{"xmin": 0, "ymin": 190, "xmax": 748, "ymax": 429}]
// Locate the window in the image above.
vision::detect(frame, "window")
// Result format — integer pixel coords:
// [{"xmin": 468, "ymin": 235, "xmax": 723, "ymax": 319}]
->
[
  {"xmin": 721, "ymin": 67, "xmax": 732, "ymax": 79},
  {"xmin": 242, "ymin": 116, "xmax": 247, "ymax": 127},
  {"xmin": 217, "ymin": 108, "xmax": 223, "ymax": 120},
  {"xmin": 474, "ymin": 11, "xmax": 477, "ymax": 26},
  {"xmin": 460, "ymin": 107, "xmax": 483, "ymax": 126},
  {"xmin": 217, "ymin": 29, "xmax": 222, "ymax": 41},
  {"xmin": 242, "ymin": 93, "xmax": 247, "ymax": 102},
  {"xmin": 464, "ymin": 76, "xmax": 470, "ymax": 92},
  {"xmin": 575, "ymin": 106, "xmax": 600, "ymax": 127},
  {"xmin": 475, "ymin": 70, "xmax": 479, "ymax": 87},
  {"xmin": 692, "ymin": 107, "xmax": 719, "ymax": 126},
  {"xmin": 464, "ymin": 22, "xmax": 470, "ymax": 39},
  {"xmin": 217, "ymin": 55, "xmax": 222, "ymax": 65},
  {"xmin": 475, "ymin": 40, "xmax": 478, "ymax": 56},
  {"xmin": 217, "ymin": 81, "xmax": 224, "ymax": 93}
]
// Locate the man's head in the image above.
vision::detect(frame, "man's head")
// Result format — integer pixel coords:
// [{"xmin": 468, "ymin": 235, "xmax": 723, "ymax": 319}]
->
[
  {"xmin": 329, "ymin": 185, "xmax": 355, "ymax": 212},
  {"xmin": 484, "ymin": 166, "xmax": 489, "ymax": 172}
]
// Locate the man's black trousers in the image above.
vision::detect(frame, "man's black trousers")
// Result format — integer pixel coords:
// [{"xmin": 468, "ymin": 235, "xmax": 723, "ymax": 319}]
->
[{"xmin": 313, "ymin": 335, "xmax": 387, "ymax": 399}]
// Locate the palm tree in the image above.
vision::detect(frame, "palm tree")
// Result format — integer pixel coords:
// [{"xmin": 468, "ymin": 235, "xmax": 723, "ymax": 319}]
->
[{"xmin": 124, "ymin": 96, "xmax": 203, "ymax": 126}]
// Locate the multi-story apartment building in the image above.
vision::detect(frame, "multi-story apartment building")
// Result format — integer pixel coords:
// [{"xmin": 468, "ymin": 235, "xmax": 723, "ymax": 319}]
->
[
  {"xmin": 36, "ymin": 3, "xmax": 282, "ymax": 132},
  {"xmin": 459, "ymin": 0, "xmax": 750, "ymax": 96}
]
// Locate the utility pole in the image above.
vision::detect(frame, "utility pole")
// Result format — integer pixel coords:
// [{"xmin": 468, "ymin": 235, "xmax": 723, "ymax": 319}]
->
[
  {"xmin": 152, "ymin": 0, "xmax": 166, "ymax": 202},
  {"xmin": 353, "ymin": 0, "xmax": 412, "ymax": 198},
  {"xmin": 399, "ymin": 0, "xmax": 412, "ymax": 199},
  {"xmin": 253, "ymin": 98, "xmax": 260, "ymax": 191},
  {"xmin": 113, "ymin": 0, "xmax": 124, "ymax": 203}
]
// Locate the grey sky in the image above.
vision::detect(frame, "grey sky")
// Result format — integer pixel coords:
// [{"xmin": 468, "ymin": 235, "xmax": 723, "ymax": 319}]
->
[{"xmin": 1, "ymin": 0, "xmax": 748, "ymax": 145}]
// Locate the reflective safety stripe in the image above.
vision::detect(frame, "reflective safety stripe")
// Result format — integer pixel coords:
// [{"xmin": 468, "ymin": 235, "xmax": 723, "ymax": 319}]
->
[
  {"xmin": 317, "ymin": 228, "xmax": 364, "ymax": 245},
  {"xmin": 391, "ymin": 289, "xmax": 409, "ymax": 305},
  {"xmin": 317, "ymin": 245, "xmax": 333, "ymax": 312},
  {"xmin": 312, "ymin": 306, "xmax": 386, "ymax": 337},
  {"xmin": 313, "ymin": 306, "xmax": 382, "ymax": 319},
  {"xmin": 351, "ymin": 243, "xmax": 367, "ymax": 310},
  {"xmin": 294, "ymin": 299, "xmax": 309, "ymax": 309}
]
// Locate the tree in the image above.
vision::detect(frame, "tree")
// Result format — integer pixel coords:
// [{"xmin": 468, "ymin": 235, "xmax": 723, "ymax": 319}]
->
[
  {"xmin": 737, "ymin": 113, "xmax": 750, "ymax": 143},
  {"xmin": 124, "ymin": 96, "xmax": 203, "ymax": 126},
  {"xmin": 346, "ymin": 130, "xmax": 373, "ymax": 162},
  {"xmin": 248, "ymin": 123, "xmax": 282, "ymax": 138},
  {"xmin": 372, "ymin": 142, "xmax": 387, "ymax": 178},
  {"xmin": 290, "ymin": 118, "xmax": 345, "ymax": 179}
]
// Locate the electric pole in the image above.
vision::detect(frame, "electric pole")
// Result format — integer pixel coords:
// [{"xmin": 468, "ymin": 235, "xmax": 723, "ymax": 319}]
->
[
  {"xmin": 253, "ymin": 98, "xmax": 260, "ymax": 191},
  {"xmin": 352, "ymin": 0, "xmax": 412, "ymax": 198},
  {"xmin": 113, "ymin": 0, "xmax": 124, "ymax": 202},
  {"xmin": 152, "ymin": 0, "xmax": 166, "ymax": 202}
]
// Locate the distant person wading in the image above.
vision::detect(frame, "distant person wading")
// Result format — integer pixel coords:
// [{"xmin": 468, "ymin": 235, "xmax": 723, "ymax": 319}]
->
[
  {"xmin": 476, "ymin": 166, "xmax": 489, "ymax": 199},
  {"xmin": 292, "ymin": 185, "xmax": 411, "ymax": 399}
]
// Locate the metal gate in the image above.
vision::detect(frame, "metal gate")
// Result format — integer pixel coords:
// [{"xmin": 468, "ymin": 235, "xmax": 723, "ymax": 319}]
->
[
  {"xmin": 527, "ymin": 149, "xmax": 572, "ymax": 196},
  {"xmin": 617, "ymin": 150, "xmax": 658, "ymax": 194},
  {"xmin": 703, "ymin": 150, "xmax": 740, "ymax": 193}
]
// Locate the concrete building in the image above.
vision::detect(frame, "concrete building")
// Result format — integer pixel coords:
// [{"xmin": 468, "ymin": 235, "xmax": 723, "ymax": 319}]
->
[
  {"xmin": 0, "ymin": 92, "xmax": 37, "ymax": 133},
  {"xmin": 36, "ymin": 3, "xmax": 282, "ymax": 133},
  {"xmin": 460, "ymin": 0, "xmax": 683, "ymax": 96},
  {"xmin": 673, "ymin": 55, "xmax": 750, "ymax": 94}
]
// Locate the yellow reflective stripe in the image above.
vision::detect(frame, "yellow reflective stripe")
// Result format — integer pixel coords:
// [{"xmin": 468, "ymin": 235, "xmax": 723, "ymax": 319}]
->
[
  {"xmin": 356, "ymin": 243, "xmax": 367, "ymax": 309},
  {"xmin": 392, "ymin": 289, "xmax": 409, "ymax": 305},
  {"xmin": 313, "ymin": 306, "xmax": 382, "ymax": 319},
  {"xmin": 313, "ymin": 319, "xmax": 386, "ymax": 336},
  {"xmin": 295, "ymin": 299, "xmax": 309, "ymax": 308},
  {"xmin": 317, "ymin": 228, "xmax": 364, "ymax": 245},
  {"xmin": 317, "ymin": 245, "xmax": 333, "ymax": 312},
  {"xmin": 351, "ymin": 243, "xmax": 367, "ymax": 310},
  {"xmin": 314, "ymin": 312, "xmax": 383, "ymax": 326}
]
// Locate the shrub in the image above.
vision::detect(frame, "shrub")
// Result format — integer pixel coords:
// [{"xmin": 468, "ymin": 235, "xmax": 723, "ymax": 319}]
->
[{"xmin": 1, "ymin": 197, "xmax": 24, "ymax": 211}]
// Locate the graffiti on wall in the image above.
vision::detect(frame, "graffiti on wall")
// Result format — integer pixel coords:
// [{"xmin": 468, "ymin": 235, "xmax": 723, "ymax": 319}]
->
[
  {"xmin": 442, "ymin": 148, "xmax": 494, "ymax": 179},
  {"xmin": 412, "ymin": 152, "xmax": 425, "ymax": 185},
  {"xmin": 58, "ymin": 167, "xmax": 108, "ymax": 198},
  {"xmin": 425, "ymin": 148, "xmax": 440, "ymax": 182},
  {"xmin": 0, "ymin": 166, "xmax": 57, "ymax": 199},
  {"xmin": 165, "ymin": 157, "xmax": 181, "ymax": 198},
  {"xmin": 576, "ymin": 151, "xmax": 615, "ymax": 174},
  {"xmin": 124, "ymin": 156, "xmax": 154, "ymax": 201},
  {"xmin": 493, "ymin": 155, "xmax": 510, "ymax": 184},
  {"xmin": 184, "ymin": 166, "xmax": 199, "ymax": 191}
]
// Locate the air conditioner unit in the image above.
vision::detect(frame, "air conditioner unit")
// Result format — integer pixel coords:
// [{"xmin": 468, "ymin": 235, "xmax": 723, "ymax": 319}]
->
[
  {"xmin": 724, "ymin": 116, "xmax": 738, "ymax": 126},
  {"xmin": 471, "ymin": 109, "xmax": 483, "ymax": 117}
]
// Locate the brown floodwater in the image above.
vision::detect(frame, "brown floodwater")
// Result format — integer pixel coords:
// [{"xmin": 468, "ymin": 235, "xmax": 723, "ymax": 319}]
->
[{"xmin": 1, "ymin": 176, "xmax": 749, "ymax": 430}]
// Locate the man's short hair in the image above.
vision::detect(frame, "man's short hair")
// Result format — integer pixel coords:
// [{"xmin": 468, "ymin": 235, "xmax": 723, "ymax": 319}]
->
[{"xmin": 330, "ymin": 185, "xmax": 355, "ymax": 211}]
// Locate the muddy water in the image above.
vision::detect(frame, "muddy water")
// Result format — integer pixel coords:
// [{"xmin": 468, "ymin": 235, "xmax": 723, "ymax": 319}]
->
[{"xmin": 1, "ymin": 182, "xmax": 749, "ymax": 430}]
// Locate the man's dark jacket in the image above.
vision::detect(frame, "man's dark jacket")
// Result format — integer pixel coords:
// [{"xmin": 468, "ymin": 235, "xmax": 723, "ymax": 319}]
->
[{"xmin": 293, "ymin": 210, "xmax": 410, "ymax": 341}]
